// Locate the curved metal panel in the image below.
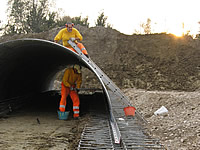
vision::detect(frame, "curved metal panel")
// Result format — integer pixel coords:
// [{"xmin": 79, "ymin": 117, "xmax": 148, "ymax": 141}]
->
[
  {"xmin": 0, "ymin": 38, "xmax": 121, "ymax": 143},
  {"xmin": 0, "ymin": 38, "xmax": 90, "ymax": 100}
]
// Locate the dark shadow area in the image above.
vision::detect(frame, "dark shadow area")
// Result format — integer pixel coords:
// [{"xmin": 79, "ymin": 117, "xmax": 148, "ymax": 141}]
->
[
  {"xmin": 0, "ymin": 39, "xmax": 87, "ymax": 101},
  {"xmin": 0, "ymin": 38, "xmax": 111, "ymax": 119},
  {"xmin": 12, "ymin": 91, "xmax": 108, "ymax": 119}
]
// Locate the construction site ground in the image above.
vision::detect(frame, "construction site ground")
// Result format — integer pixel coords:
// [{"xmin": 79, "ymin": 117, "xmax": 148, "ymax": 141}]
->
[
  {"xmin": 0, "ymin": 88, "xmax": 199, "ymax": 150},
  {"xmin": 0, "ymin": 27, "xmax": 200, "ymax": 150},
  {"xmin": 124, "ymin": 89, "xmax": 200, "ymax": 150}
]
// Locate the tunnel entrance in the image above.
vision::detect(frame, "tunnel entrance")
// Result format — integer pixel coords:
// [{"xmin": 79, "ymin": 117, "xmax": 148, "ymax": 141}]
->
[
  {"xmin": 0, "ymin": 38, "xmax": 105, "ymax": 117},
  {"xmin": 0, "ymin": 39, "xmax": 88, "ymax": 101},
  {"xmin": 0, "ymin": 90, "xmax": 110, "ymax": 149},
  {"xmin": 19, "ymin": 90, "xmax": 108, "ymax": 119},
  {"xmin": 0, "ymin": 38, "xmax": 119, "ymax": 149}
]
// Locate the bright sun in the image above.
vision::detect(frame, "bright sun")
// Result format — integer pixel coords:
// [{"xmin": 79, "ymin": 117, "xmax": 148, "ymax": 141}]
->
[
  {"xmin": 167, "ymin": 23, "xmax": 186, "ymax": 37},
  {"xmin": 170, "ymin": 29, "xmax": 185, "ymax": 37}
]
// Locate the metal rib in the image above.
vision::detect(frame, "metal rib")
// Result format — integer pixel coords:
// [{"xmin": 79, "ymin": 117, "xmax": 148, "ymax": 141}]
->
[
  {"xmin": 78, "ymin": 114, "xmax": 114, "ymax": 150},
  {"xmin": 0, "ymin": 94, "xmax": 33, "ymax": 116}
]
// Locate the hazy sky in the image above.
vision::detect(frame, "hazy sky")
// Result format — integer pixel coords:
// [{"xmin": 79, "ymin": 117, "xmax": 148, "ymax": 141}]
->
[{"xmin": 1, "ymin": 0, "xmax": 200, "ymax": 36}]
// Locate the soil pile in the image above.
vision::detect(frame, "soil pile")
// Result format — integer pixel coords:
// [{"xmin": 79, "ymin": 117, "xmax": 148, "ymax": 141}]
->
[
  {"xmin": 124, "ymin": 89, "xmax": 200, "ymax": 150},
  {"xmin": 1, "ymin": 25, "xmax": 199, "ymax": 91}
]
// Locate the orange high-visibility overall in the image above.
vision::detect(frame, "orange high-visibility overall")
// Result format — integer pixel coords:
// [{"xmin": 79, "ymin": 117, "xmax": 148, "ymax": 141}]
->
[
  {"xmin": 59, "ymin": 83, "xmax": 80, "ymax": 118},
  {"xmin": 59, "ymin": 68, "xmax": 82, "ymax": 118},
  {"xmin": 68, "ymin": 42, "xmax": 88, "ymax": 55}
]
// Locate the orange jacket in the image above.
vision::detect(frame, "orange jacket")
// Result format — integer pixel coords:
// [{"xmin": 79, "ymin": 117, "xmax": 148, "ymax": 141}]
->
[
  {"xmin": 54, "ymin": 28, "xmax": 83, "ymax": 47},
  {"xmin": 62, "ymin": 68, "xmax": 82, "ymax": 89}
]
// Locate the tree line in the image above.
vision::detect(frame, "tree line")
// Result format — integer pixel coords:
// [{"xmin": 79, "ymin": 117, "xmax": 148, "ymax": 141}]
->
[
  {"xmin": 4, "ymin": 0, "xmax": 195, "ymax": 36},
  {"xmin": 2, "ymin": 0, "xmax": 109, "ymax": 35}
]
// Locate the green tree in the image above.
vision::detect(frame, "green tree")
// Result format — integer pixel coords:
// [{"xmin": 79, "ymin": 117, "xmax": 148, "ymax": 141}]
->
[
  {"xmin": 5, "ymin": 0, "xmax": 28, "ymax": 34},
  {"xmin": 26, "ymin": 0, "xmax": 57, "ymax": 33},
  {"xmin": 72, "ymin": 16, "xmax": 89, "ymax": 27},
  {"xmin": 56, "ymin": 16, "xmax": 72, "ymax": 27},
  {"xmin": 141, "ymin": 18, "xmax": 151, "ymax": 34},
  {"xmin": 95, "ymin": 11, "xmax": 107, "ymax": 27},
  {"xmin": 56, "ymin": 15, "xmax": 90, "ymax": 28},
  {"xmin": 5, "ymin": 0, "xmax": 57, "ymax": 34}
]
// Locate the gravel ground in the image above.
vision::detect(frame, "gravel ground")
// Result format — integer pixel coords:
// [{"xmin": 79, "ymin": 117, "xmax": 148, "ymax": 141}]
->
[{"xmin": 124, "ymin": 88, "xmax": 200, "ymax": 150}]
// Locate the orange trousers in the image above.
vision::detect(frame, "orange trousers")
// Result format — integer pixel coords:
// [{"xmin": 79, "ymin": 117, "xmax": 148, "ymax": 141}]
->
[
  {"xmin": 68, "ymin": 42, "xmax": 88, "ymax": 55},
  {"xmin": 59, "ymin": 83, "xmax": 80, "ymax": 118}
]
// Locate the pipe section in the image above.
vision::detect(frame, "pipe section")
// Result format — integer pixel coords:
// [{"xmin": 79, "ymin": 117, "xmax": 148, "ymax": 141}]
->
[{"xmin": 0, "ymin": 38, "xmax": 87, "ymax": 100}]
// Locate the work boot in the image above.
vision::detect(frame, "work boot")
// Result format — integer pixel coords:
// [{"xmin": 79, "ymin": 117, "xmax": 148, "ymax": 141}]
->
[{"xmin": 74, "ymin": 117, "xmax": 80, "ymax": 120}]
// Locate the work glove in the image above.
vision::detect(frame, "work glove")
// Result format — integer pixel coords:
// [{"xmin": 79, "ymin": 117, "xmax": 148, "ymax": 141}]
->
[
  {"xmin": 70, "ymin": 37, "xmax": 76, "ymax": 42},
  {"xmin": 70, "ymin": 87, "xmax": 79, "ymax": 92}
]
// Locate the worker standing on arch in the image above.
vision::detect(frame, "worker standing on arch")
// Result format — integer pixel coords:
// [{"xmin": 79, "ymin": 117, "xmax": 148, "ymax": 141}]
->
[{"xmin": 54, "ymin": 23, "xmax": 89, "ymax": 57}]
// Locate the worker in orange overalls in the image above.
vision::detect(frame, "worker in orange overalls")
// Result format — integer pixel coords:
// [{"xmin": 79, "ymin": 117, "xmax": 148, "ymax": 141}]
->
[
  {"xmin": 59, "ymin": 65, "xmax": 82, "ymax": 119},
  {"xmin": 54, "ymin": 23, "xmax": 89, "ymax": 57}
]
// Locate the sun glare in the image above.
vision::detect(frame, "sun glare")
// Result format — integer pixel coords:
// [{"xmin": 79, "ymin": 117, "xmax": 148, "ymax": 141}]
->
[
  {"xmin": 166, "ymin": 22, "xmax": 186, "ymax": 37},
  {"xmin": 170, "ymin": 30, "xmax": 184, "ymax": 37}
]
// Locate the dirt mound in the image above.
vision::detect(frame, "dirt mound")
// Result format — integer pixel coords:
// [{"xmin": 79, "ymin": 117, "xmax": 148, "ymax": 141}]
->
[
  {"xmin": 1, "ymin": 26, "xmax": 199, "ymax": 91},
  {"xmin": 0, "ymin": 27, "xmax": 200, "ymax": 149},
  {"xmin": 124, "ymin": 89, "xmax": 200, "ymax": 150}
]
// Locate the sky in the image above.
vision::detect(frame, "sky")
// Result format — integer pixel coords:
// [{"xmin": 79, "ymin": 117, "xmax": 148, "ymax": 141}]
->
[{"xmin": 1, "ymin": 0, "xmax": 200, "ymax": 36}]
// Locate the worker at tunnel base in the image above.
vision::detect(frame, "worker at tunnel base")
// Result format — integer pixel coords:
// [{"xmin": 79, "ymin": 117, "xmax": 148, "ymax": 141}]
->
[
  {"xmin": 59, "ymin": 65, "xmax": 82, "ymax": 119},
  {"xmin": 54, "ymin": 23, "xmax": 89, "ymax": 57}
]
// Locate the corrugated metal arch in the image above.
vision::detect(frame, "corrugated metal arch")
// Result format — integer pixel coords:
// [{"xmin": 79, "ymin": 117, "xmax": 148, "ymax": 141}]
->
[{"xmin": 0, "ymin": 38, "xmax": 104, "ymax": 101}]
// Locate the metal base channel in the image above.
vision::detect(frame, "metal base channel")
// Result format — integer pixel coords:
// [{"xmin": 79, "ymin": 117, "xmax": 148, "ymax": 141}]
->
[{"xmin": 78, "ymin": 113, "xmax": 114, "ymax": 150}]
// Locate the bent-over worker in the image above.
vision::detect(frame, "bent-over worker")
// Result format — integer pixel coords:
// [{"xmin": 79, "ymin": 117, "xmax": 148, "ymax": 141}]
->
[{"xmin": 59, "ymin": 65, "xmax": 82, "ymax": 119}]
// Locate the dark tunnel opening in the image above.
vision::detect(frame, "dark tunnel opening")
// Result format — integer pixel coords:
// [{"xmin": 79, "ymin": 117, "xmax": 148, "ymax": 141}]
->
[
  {"xmin": 0, "ymin": 39, "xmax": 89, "ymax": 100},
  {"xmin": 0, "ymin": 38, "xmax": 112, "ymax": 118},
  {"xmin": 0, "ymin": 38, "xmax": 126, "ymax": 149},
  {"xmin": 17, "ymin": 90, "xmax": 108, "ymax": 119}
]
